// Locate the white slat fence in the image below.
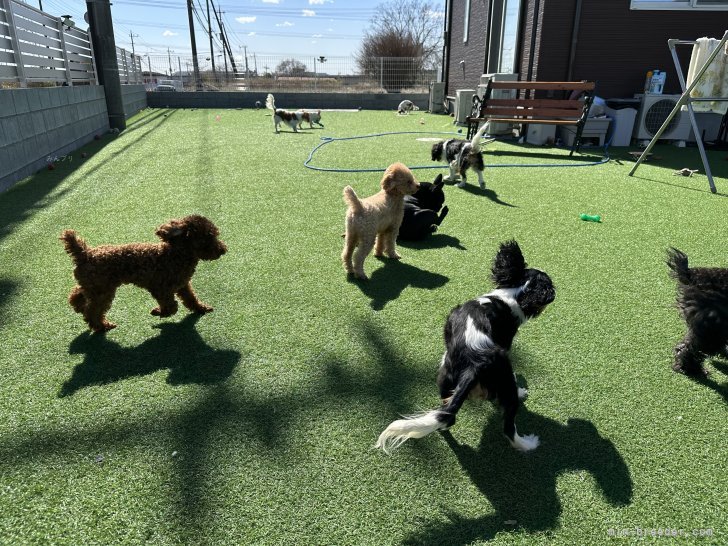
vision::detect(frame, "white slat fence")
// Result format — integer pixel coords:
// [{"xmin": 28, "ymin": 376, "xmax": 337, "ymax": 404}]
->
[{"xmin": 0, "ymin": 0, "xmax": 140, "ymax": 86}]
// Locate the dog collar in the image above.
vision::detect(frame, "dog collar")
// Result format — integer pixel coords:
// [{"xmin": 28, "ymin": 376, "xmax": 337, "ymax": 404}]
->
[{"xmin": 477, "ymin": 287, "xmax": 527, "ymax": 324}]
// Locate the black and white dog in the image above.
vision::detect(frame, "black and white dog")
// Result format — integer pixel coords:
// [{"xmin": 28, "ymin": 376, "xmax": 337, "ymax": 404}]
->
[
  {"xmin": 398, "ymin": 174, "xmax": 449, "ymax": 241},
  {"xmin": 376, "ymin": 241, "xmax": 556, "ymax": 453},
  {"xmin": 431, "ymin": 122, "xmax": 490, "ymax": 189},
  {"xmin": 667, "ymin": 247, "xmax": 728, "ymax": 376}
]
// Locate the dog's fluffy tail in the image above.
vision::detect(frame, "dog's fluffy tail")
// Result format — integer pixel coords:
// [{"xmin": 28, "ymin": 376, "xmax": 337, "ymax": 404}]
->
[
  {"xmin": 376, "ymin": 369, "xmax": 477, "ymax": 454},
  {"xmin": 343, "ymin": 185, "xmax": 363, "ymax": 214},
  {"xmin": 470, "ymin": 121, "xmax": 491, "ymax": 149},
  {"xmin": 60, "ymin": 229, "xmax": 89, "ymax": 264},
  {"xmin": 667, "ymin": 247, "xmax": 691, "ymax": 285},
  {"xmin": 265, "ymin": 93, "xmax": 275, "ymax": 111}
]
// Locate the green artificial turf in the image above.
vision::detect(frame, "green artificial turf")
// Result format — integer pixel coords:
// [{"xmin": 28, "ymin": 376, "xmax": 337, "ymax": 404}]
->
[{"xmin": 0, "ymin": 108, "xmax": 726, "ymax": 545}]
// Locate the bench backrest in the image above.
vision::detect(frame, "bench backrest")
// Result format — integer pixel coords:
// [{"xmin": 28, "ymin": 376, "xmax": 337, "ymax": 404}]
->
[{"xmin": 476, "ymin": 81, "xmax": 595, "ymax": 121}]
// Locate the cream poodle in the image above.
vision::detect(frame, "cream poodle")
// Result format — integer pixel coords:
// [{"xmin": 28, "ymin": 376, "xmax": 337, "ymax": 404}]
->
[{"xmin": 342, "ymin": 163, "xmax": 420, "ymax": 280}]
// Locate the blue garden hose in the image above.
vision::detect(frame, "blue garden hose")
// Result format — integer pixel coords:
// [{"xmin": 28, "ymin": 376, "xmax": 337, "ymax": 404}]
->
[{"xmin": 303, "ymin": 130, "xmax": 611, "ymax": 173}]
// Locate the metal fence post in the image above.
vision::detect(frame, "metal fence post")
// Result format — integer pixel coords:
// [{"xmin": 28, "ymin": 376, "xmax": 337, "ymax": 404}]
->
[
  {"xmin": 380, "ymin": 57, "xmax": 383, "ymax": 90},
  {"xmin": 4, "ymin": 0, "xmax": 27, "ymax": 87},
  {"xmin": 57, "ymin": 16, "xmax": 73, "ymax": 86}
]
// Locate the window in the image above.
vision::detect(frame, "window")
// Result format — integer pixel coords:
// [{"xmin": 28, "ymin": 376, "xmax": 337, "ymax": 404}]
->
[
  {"xmin": 463, "ymin": 0, "xmax": 471, "ymax": 43},
  {"xmin": 631, "ymin": 0, "xmax": 728, "ymax": 9},
  {"xmin": 498, "ymin": 0, "xmax": 521, "ymax": 73}
]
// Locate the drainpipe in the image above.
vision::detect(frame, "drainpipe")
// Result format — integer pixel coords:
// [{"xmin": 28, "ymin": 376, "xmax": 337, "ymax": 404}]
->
[
  {"xmin": 442, "ymin": 0, "xmax": 453, "ymax": 92},
  {"xmin": 566, "ymin": 0, "xmax": 583, "ymax": 81},
  {"xmin": 526, "ymin": 0, "xmax": 541, "ymax": 82}
]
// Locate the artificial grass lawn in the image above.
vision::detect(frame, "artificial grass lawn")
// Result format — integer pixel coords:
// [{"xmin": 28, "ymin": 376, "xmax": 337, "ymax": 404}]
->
[{"xmin": 0, "ymin": 107, "xmax": 726, "ymax": 545}]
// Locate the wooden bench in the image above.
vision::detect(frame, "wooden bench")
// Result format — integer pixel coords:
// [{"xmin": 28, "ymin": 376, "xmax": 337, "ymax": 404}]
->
[{"xmin": 466, "ymin": 80, "xmax": 596, "ymax": 155}]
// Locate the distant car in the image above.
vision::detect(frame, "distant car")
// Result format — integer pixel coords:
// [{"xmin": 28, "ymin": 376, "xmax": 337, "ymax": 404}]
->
[{"xmin": 156, "ymin": 84, "xmax": 176, "ymax": 92}]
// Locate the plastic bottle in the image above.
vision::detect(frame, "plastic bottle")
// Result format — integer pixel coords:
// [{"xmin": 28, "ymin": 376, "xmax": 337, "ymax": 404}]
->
[
  {"xmin": 579, "ymin": 213, "xmax": 602, "ymax": 222},
  {"xmin": 644, "ymin": 70, "xmax": 653, "ymax": 93}
]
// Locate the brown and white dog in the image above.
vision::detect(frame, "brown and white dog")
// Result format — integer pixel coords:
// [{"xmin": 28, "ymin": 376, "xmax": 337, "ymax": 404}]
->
[
  {"xmin": 265, "ymin": 94, "xmax": 324, "ymax": 133},
  {"xmin": 266, "ymin": 93, "xmax": 300, "ymax": 133},
  {"xmin": 297, "ymin": 109, "xmax": 324, "ymax": 129}
]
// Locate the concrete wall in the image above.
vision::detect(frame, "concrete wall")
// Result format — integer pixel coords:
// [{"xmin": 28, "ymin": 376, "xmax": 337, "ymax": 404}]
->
[
  {"xmin": 121, "ymin": 84, "xmax": 147, "ymax": 119},
  {"xmin": 146, "ymin": 91, "xmax": 428, "ymax": 111},
  {"xmin": 0, "ymin": 86, "xmax": 109, "ymax": 193}
]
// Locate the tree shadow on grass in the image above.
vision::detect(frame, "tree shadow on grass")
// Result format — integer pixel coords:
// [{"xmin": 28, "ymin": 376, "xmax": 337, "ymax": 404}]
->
[
  {"xmin": 350, "ymin": 259, "xmax": 449, "ymax": 310},
  {"xmin": 402, "ymin": 410, "xmax": 633, "ymax": 545},
  {"xmin": 59, "ymin": 314, "xmax": 240, "ymax": 397}
]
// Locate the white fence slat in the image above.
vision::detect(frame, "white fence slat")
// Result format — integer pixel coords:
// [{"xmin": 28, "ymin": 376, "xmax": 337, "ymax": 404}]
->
[
  {"xmin": 15, "ymin": 27, "xmax": 61, "ymax": 48},
  {"xmin": 0, "ymin": 7, "xmax": 7, "ymax": 24},
  {"xmin": 0, "ymin": 36, "xmax": 13, "ymax": 51},
  {"xmin": 19, "ymin": 41, "xmax": 62, "ymax": 57},
  {"xmin": 63, "ymin": 31, "xmax": 88, "ymax": 49},
  {"xmin": 4, "ymin": 0, "xmax": 26, "ymax": 86},
  {"xmin": 22, "ymin": 66, "xmax": 66, "ymax": 79},
  {"xmin": 0, "ymin": 64, "xmax": 19, "ymax": 78},
  {"xmin": 20, "ymin": 53, "xmax": 65, "ymax": 68},
  {"xmin": 65, "ymin": 41, "xmax": 91, "ymax": 56},
  {"xmin": 9, "ymin": 2, "xmax": 56, "ymax": 28}
]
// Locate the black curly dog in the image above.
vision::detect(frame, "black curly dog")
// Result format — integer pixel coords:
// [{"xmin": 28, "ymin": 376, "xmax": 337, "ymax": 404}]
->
[{"xmin": 667, "ymin": 247, "xmax": 728, "ymax": 376}]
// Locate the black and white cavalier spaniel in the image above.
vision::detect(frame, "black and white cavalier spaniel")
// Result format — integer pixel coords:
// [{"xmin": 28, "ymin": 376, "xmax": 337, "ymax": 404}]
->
[
  {"xmin": 431, "ymin": 122, "xmax": 490, "ymax": 189},
  {"xmin": 667, "ymin": 247, "xmax": 728, "ymax": 376},
  {"xmin": 376, "ymin": 240, "xmax": 555, "ymax": 453}
]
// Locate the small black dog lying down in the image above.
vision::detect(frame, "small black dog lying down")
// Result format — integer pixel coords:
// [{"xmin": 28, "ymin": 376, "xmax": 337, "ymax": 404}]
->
[
  {"xmin": 398, "ymin": 174, "xmax": 449, "ymax": 241},
  {"xmin": 667, "ymin": 247, "xmax": 728, "ymax": 376},
  {"xmin": 376, "ymin": 241, "xmax": 556, "ymax": 453}
]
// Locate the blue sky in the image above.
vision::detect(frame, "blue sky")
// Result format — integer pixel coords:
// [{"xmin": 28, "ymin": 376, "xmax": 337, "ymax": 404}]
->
[{"xmin": 31, "ymin": 0, "xmax": 443, "ymax": 59}]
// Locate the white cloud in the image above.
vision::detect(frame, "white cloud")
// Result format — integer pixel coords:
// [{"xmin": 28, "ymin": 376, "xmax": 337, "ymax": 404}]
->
[
  {"xmin": 312, "ymin": 34, "xmax": 323, "ymax": 38},
  {"xmin": 309, "ymin": 0, "xmax": 332, "ymax": 4},
  {"xmin": 327, "ymin": 28, "xmax": 334, "ymax": 32},
  {"xmin": 276, "ymin": 21, "xmax": 294, "ymax": 27},
  {"xmin": 236, "ymin": 16, "xmax": 257, "ymax": 24},
  {"xmin": 162, "ymin": 30, "xmax": 178, "ymax": 37},
  {"xmin": 248, "ymin": 32, "xmax": 257, "ymax": 36},
  {"xmin": 427, "ymin": 10, "xmax": 445, "ymax": 19},
  {"xmin": 302, "ymin": 9, "xmax": 316, "ymax": 16},
  {"xmin": 262, "ymin": 0, "xmax": 280, "ymax": 3}
]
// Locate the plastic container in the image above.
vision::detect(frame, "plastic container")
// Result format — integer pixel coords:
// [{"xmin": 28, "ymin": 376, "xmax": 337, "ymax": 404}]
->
[{"xmin": 649, "ymin": 70, "xmax": 666, "ymax": 94}]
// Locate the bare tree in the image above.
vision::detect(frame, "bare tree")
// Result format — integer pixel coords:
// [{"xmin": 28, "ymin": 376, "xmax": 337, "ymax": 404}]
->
[
  {"xmin": 276, "ymin": 58, "xmax": 307, "ymax": 77},
  {"xmin": 356, "ymin": 0, "xmax": 443, "ymax": 91}
]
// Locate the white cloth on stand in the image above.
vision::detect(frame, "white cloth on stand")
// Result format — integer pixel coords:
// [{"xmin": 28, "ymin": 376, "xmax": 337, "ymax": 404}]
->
[{"xmin": 685, "ymin": 37, "xmax": 728, "ymax": 115}]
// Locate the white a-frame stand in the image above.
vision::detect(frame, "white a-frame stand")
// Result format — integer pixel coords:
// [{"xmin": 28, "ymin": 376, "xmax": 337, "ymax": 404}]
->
[{"xmin": 629, "ymin": 30, "xmax": 728, "ymax": 194}]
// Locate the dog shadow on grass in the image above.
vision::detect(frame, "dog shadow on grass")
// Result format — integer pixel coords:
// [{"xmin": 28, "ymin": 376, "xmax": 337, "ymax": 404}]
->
[
  {"xmin": 689, "ymin": 359, "xmax": 728, "ymax": 402},
  {"xmin": 350, "ymin": 259, "xmax": 449, "ymax": 310},
  {"xmin": 397, "ymin": 233, "xmax": 466, "ymax": 251},
  {"xmin": 59, "ymin": 314, "xmax": 240, "ymax": 397},
  {"xmin": 402, "ymin": 410, "xmax": 633, "ymax": 546}
]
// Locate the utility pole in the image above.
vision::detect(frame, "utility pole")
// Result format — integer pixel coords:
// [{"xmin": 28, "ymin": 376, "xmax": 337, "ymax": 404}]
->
[
  {"xmin": 85, "ymin": 0, "xmax": 125, "ymax": 130},
  {"xmin": 129, "ymin": 31, "xmax": 140, "ymax": 83},
  {"xmin": 186, "ymin": 0, "xmax": 202, "ymax": 90},
  {"xmin": 206, "ymin": 0, "xmax": 216, "ymax": 80},
  {"xmin": 167, "ymin": 47, "xmax": 173, "ymax": 77},
  {"xmin": 242, "ymin": 45, "xmax": 250, "ymax": 80},
  {"xmin": 212, "ymin": 3, "xmax": 238, "ymax": 77}
]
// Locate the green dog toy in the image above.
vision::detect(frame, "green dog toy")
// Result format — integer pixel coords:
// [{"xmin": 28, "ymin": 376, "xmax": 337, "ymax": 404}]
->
[{"xmin": 580, "ymin": 213, "xmax": 602, "ymax": 222}]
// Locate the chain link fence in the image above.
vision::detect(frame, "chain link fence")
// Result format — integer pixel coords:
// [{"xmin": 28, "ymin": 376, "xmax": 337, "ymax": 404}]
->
[{"xmin": 140, "ymin": 53, "xmax": 440, "ymax": 93}]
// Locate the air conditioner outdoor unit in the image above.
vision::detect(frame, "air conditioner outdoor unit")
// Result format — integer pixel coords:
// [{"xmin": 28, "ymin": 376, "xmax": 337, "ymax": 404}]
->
[
  {"xmin": 455, "ymin": 89, "xmax": 475, "ymax": 126},
  {"xmin": 633, "ymin": 94, "xmax": 690, "ymax": 143},
  {"xmin": 477, "ymin": 73, "xmax": 519, "ymax": 135},
  {"xmin": 429, "ymin": 82, "xmax": 446, "ymax": 113}
]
